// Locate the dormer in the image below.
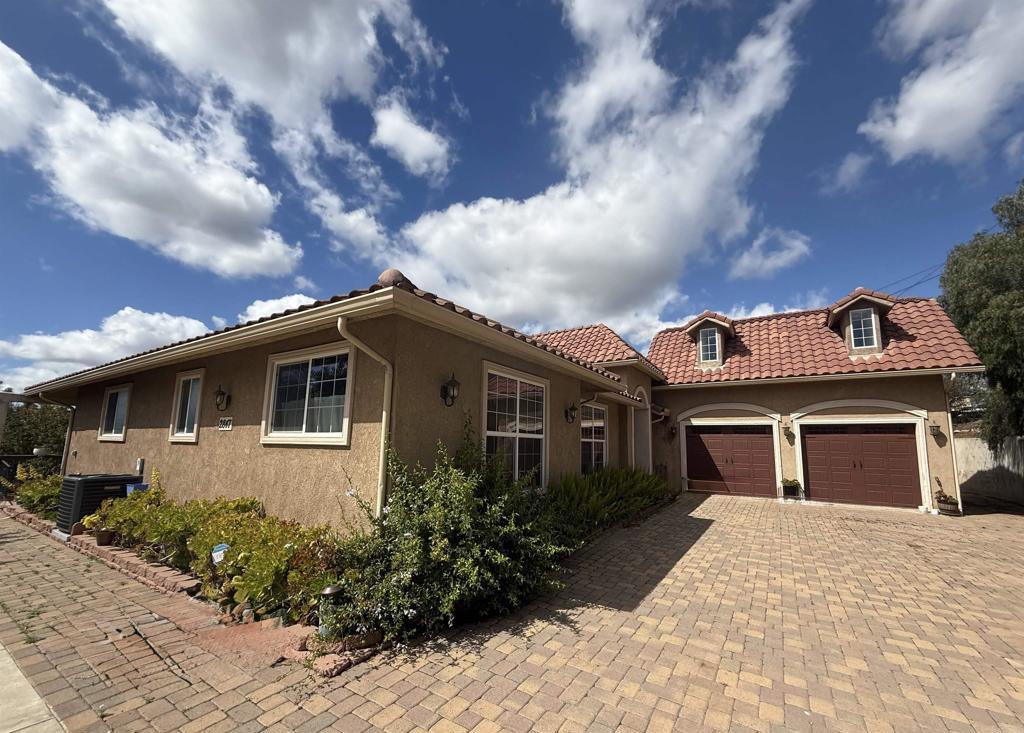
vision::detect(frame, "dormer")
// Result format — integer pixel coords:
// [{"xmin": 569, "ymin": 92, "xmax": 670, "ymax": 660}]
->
[
  {"xmin": 826, "ymin": 288, "xmax": 896, "ymax": 357},
  {"xmin": 682, "ymin": 311, "xmax": 735, "ymax": 369}
]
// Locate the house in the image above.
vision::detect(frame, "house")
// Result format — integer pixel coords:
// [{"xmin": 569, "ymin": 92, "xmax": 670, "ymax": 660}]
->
[
  {"xmin": 548, "ymin": 288, "xmax": 984, "ymax": 511},
  {"xmin": 23, "ymin": 275, "xmax": 983, "ymax": 524}
]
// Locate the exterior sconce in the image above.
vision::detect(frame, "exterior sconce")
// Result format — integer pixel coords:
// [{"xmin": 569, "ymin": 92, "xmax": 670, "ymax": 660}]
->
[
  {"xmin": 783, "ymin": 425, "xmax": 795, "ymax": 439},
  {"xmin": 929, "ymin": 423, "xmax": 941, "ymax": 437},
  {"xmin": 667, "ymin": 425, "xmax": 678, "ymax": 439},
  {"xmin": 440, "ymin": 373, "xmax": 460, "ymax": 407},
  {"xmin": 214, "ymin": 385, "xmax": 231, "ymax": 412},
  {"xmin": 565, "ymin": 403, "xmax": 578, "ymax": 424}
]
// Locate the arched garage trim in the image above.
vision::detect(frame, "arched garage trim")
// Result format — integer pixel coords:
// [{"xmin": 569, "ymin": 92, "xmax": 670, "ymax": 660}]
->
[
  {"xmin": 677, "ymin": 403, "xmax": 783, "ymax": 497},
  {"xmin": 792, "ymin": 399, "xmax": 932, "ymax": 510}
]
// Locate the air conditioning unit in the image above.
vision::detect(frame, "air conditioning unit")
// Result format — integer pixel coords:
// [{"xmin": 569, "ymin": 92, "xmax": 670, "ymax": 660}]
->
[{"xmin": 56, "ymin": 474, "xmax": 142, "ymax": 532}]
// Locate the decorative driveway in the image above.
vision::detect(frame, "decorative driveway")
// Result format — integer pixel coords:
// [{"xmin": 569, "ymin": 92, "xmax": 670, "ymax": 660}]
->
[{"xmin": 3, "ymin": 495, "xmax": 1024, "ymax": 732}]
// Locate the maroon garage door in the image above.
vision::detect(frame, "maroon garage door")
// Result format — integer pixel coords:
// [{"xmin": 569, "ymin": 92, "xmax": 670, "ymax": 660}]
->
[
  {"xmin": 685, "ymin": 425, "xmax": 777, "ymax": 497},
  {"xmin": 802, "ymin": 424, "xmax": 920, "ymax": 507}
]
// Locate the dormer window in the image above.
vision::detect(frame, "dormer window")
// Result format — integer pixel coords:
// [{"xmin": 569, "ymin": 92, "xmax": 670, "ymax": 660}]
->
[
  {"xmin": 849, "ymin": 308, "xmax": 877, "ymax": 349},
  {"xmin": 699, "ymin": 327, "xmax": 719, "ymax": 362}
]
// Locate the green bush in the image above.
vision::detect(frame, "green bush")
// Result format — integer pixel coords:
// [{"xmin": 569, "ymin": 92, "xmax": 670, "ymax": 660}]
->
[
  {"xmin": 10, "ymin": 463, "xmax": 62, "ymax": 520},
  {"xmin": 543, "ymin": 467, "xmax": 677, "ymax": 547}
]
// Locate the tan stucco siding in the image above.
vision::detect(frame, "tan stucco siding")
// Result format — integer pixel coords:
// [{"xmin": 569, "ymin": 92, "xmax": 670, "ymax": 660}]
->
[
  {"xmin": 652, "ymin": 374, "xmax": 957, "ymax": 506},
  {"xmin": 63, "ymin": 320, "xmax": 393, "ymax": 528}
]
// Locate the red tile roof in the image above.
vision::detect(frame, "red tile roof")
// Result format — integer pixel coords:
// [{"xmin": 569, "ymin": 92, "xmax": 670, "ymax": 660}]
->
[
  {"xmin": 647, "ymin": 297, "xmax": 983, "ymax": 385},
  {"xmin": 535, "ymin": 324, "xmax": 667, "ymax": 381},
  {"xmin": 679, "ymin": 310, "xmax": 736, "ymax": 336},
  {"xmin": 825, "ymin": 287, "xmax": 896, "ymax": 326},
  {"xmin": 26, "ymin": 271, "xmax": 620, "ymax": 392}
]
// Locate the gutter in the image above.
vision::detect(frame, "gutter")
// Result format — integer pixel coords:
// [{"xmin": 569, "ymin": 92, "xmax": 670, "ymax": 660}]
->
[
  {"xmin": 38, "ymin": 392, "xmax": 76, "ymax": 476},
  {"xmin": 337, "ymin": 317, "xmax": 393, "ymax": 517},
  {"xmin": 653, "ymin": 365, "xmax": 987, "ymax": 390}
]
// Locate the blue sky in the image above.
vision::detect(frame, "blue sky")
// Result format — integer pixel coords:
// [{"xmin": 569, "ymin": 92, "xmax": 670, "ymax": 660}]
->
[{"xmin": 1, "ymin": 0, "xmax": 1022, "ymax": 390}]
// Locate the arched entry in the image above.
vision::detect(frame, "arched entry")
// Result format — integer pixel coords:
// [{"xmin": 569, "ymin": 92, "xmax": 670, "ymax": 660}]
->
[{"xmin": 633, "ymin": 387, "xmax": 653, "ymax": 471}]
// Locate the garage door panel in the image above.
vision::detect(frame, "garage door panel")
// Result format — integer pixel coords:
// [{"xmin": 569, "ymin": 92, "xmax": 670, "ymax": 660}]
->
[{"xmin": 686, "ymin": 425, "xmax": 776, "ymax": 497}]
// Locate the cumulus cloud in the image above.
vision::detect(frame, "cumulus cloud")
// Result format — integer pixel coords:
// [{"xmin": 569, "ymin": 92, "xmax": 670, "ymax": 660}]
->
[
  {"xmin": 293, "ymin": 275, "xmax": 318, "ymax": 291},
  {"xmin": 722, "ymin": 287, "xmax": 829, "ymax": 320},
  {"xmin": 386, "ymin": 0, "xmax": 811, "ymax": 345},
  {"xmin": 236, "ymin": 294, "xmax": 316, "ymax": 324},
  {"xmin": 371, "ymin": 95, "xmax": 451, "ymax": 180},
  {"xmin": 0, "ymin": 307, "xmax": 210, "ymax": 391},
  {"xmin": 821, "ymin": 152, "xmax": 872, "ymax": 194},
  {"xmin": 860, "ymin": 0, "xmax": 1024, "ymax": 163},
  {"xmin": 729, "ymin": 227, "xmax": 811, "ymax": 279},
  {"xmin": 0, "ymin": 43, "xmax": 301, "ymax": 278}
]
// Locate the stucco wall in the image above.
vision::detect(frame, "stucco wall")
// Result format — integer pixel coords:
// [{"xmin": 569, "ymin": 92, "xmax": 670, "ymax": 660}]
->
[
  {"xmin": 652, "ymin": 374, "xmax": 957, "ymax": 506},
  {"xmin": 955, "ymin": 434, "xmax": 1024, "ymax": 506}
]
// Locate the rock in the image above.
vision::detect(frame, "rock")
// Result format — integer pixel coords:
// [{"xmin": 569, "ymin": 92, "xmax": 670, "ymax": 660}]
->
[
  {"xmin": 312, "ymin": 654, "xmax": 352, "ymax": 678},
  {"xmin": 290, "ymin": 633, "xmax": 309, "ymax": 652},
  {"xmin": 241, "ymin": 608, "xmax": 254, "ymax": 624},
  {"xmin": 70, "ymin": 521, "xmax": 85, "ymax": 536},
  {"xmin": 260, "ymin": 616, "xmax": 284, "ymax": 630},
  {"xmin": 282, "ymin": 647, "xmax": 310, "ymax": 662},
  {"xmin": 231, "ymin": 602, "xmax": 251, "ymax": 620},
  {"xmin": 321, "ymin": 629, "xmax": 383, "ymax": 654}
]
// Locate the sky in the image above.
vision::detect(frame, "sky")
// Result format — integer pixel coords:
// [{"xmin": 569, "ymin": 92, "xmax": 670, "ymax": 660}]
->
[{"xmin": 1, "ymin": 0, "xmax": 1022, "ymax": 391}]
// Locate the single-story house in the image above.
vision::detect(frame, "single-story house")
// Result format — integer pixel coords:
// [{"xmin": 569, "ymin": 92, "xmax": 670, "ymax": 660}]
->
[{"xmin": 23, "ymin": 274, "xmax": 983, "ymax": 524}]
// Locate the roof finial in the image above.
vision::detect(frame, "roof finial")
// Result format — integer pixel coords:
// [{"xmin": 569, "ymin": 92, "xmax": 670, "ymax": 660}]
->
[{"xmin": 377, "ymin": 268, "xmax": 413, "ymax": 288}]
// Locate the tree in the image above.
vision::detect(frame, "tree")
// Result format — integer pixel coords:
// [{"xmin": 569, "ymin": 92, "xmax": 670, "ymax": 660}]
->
[
  {"xmin": 940, "ymin": 180, "xmax": 1024, "ymax": 449},
  {"xmin": 0, "ymin": 402, "xmax": 69, "ymax": 473}
]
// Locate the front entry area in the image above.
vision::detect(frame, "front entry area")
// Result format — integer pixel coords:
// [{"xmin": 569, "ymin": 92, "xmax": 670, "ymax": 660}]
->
[
  {"xmin": 801, "ymin": 424, "xmax": 921, "ymax": 507},
  {"xmin": 684, "ymin": 425, "xmax": 777, "ymax": 497}
]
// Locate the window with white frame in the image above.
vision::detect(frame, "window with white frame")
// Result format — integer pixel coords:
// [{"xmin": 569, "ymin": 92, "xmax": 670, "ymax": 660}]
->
[
  {"xmin": 263, "ymin": 345, "xmax": 352, "ymax": 444},
  {"xmin": 580, "ymin": 404, "xmax": 606, "ymax": 474},
  {"xmin": 170, "ymin": 370, "xmax": 203, "ymax": 441},
  {"xmin": 99, "ymin": 384, "xmax": 131, "ymax": 441},
  {"xmin": 699, "ymin": 327, "xmax": 719, "ymax": 362},
  {"xmin": 485, "ymin": 370, "xmax": 545, "ymax": 484},
  {"xmin": 850, "ymin": 308, "xmax": 877, "ymax": 349}
]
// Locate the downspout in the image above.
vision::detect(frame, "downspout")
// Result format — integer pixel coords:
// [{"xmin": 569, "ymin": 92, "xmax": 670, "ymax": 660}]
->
[
  {"xmin": 38, "ymin": 392, "xmax": 76, "ymax": 476},
  {"xmin": 337, "ymin": 317, "xmax": 393, "ymax": 516}
]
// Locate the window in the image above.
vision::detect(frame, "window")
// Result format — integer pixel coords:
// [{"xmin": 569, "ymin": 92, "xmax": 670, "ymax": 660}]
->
[
  {"xmin": 485, "ymin": 368, "xmax": 546, "ymax": 484},
  {"xmin": 99, "ymin": 384, "xmax": 131, "ymax": 441},
  {"xmin": 699, "ymin": 327, "xmax": 719, "ymax": 362},
  {"xmin": 262, "ymin": 345, "xmax": 352, "ymax": 445},
  {"xmin": 850, "ymin": 308, "xmax": 877, "ymax": 349},
  {"xmin": 580, "ymin": 404, "xmax": 606, "ymax": 474},
  {"xmin": 170, "ymin": 370, "xmax": 203, "ymax": 442}
]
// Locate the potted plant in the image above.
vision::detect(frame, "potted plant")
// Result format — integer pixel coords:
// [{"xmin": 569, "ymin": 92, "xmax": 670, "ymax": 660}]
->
[
  {"xmin": 83, "ymin": 513, "xmax": 115, "ymax": 544},
  {"xmin": 781, "ymin": 478, "xmax": 802, "ymax": 499},
  {"xmin": 935, "ymin": 491, "xmax": 960, "ymax": 516}
]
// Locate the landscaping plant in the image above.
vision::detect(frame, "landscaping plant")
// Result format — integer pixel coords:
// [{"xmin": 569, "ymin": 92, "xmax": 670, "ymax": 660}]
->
[{"xmin": 5, "ymin": 463, "xmax": 62, "ymax": 519}]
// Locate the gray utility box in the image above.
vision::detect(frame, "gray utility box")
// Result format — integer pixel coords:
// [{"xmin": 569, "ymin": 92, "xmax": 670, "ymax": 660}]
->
[{"xmin": 56, "ymin": 474, "xmax": 141, "ymax": 532}]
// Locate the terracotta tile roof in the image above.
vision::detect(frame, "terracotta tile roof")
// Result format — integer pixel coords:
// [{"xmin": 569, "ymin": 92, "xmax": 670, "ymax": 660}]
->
[
  {"xmin": 647, "ymin": 297, "xmax": 983, "ymax": 385},
  {"xmin": 26, "ymin": 270, "xmax": 620, "ymax": 392},
  {"xmin": 825, "ymin": 287, "xmax": 896, "ymax": 326},
  {"xmin": 535, "ymin": 324, "xmax": 667, "ymax": 381},
  {"xmin": 679, "ymin": 310, "xmax": 736, "ymax": 336}
]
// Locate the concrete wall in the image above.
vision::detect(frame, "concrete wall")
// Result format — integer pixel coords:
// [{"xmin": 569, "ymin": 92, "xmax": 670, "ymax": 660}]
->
[
  {"xmin": 955, "ymin": 435, "xmax": 1024, "ymax": 507},
  {"xmin": 652, "ymin": 374, "xmax": 957, "ymax": 506}
]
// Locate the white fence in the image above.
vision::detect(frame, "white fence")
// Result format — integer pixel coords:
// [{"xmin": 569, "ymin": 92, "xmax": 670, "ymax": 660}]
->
[{"xmin": 956, "ymin": 435, "xmax": 1024, "ymax": 506}]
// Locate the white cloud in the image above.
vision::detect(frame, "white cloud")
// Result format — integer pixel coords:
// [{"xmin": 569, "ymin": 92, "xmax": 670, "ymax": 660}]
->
[
  {"xmin": 860, "ymin": 0, "xmax": 1024, "ymax": 163},
  {"xmin": 0, "ymin": 43, "xmax": 301, "ymax": 278},
  {"xmin": 722, "ymin": 287, "xmax": 829, "ymax": 320},
  {"xmin": 236, "ymin": 294, "xmax": 316, "ymax": 324},
  {"xmin": 729, "ymin": 227, "xmax": 811, "ymax": 279},
  {"xmin": 388, "ymin": 0, "xmax": 811, "ymax": 345},
  {"xmin": 0, "ymin": 307, "xmax": 210, "ymax": 391},
  {"xmin": 1005, "ymin": 131, "xmax": 1024, "ymax": 166},
  {"xmin": 821, "ymin": 152, "xmax": 872, "ymax": 194},
  {"xmin": 371, "ymin": 95, "xmax": 451, "ymax": 180},
  {"xmin": 293, "ymin": 275, "xmax": 318, "ymax": 291}
]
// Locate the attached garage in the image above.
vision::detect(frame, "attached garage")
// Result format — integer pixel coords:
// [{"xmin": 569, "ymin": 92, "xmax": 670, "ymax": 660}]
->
[
  {"xmin": 801, "ymin": 424, "xmax": 921, "ymax": 507},
  {"xmin": 684, "ymin": 425, "xmax": 777, "ymax": 497}
]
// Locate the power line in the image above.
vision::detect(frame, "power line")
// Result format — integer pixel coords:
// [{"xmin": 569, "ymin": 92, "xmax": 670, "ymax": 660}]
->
[
  {"xmin": 877, "ymin": 261, "xmax": 944, "ymax": 292},
  {"xmin": 893, "ymin": 272, "xmax": 941, "ymax": 296}
]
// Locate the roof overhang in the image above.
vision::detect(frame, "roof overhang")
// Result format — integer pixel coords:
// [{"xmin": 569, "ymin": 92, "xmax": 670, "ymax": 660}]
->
[
  {"xmin": 683, "ymin": 317, "xmax": 735, "ymax": 337},
  {"xmin": 596, "ymin": 358, "xmax": 667, "ymax": 382},
  {"xmin": 826, "ymin": 295, "xmax": 895, "ymax": 327},
  {"xmin": 653, "ymin": 365, "xmax": 986, "ymax": 390}
]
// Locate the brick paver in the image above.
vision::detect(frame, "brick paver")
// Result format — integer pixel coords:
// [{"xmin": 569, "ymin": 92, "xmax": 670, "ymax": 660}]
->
[{"xmin": 3, "ymin": 496, "xmax": 1024, "ymax": 731}]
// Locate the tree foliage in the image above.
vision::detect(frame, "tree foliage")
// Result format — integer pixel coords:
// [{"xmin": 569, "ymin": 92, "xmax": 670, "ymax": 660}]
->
[
  {"xmin": 0, "ymin": 402, "xmax": 69, "ymax": 473},
  {"xmin": 940, "ymin": 180, "xmax": 1024, "ymax": 449}
]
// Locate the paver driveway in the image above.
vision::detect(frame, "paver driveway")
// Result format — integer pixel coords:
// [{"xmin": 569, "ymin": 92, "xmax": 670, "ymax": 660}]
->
[{"xmin": 3, "ymin": 495, "xmax": 1024, "ymax": 732}]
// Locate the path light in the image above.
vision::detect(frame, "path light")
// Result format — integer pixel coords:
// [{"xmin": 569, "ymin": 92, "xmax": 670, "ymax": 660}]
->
[
  {"xmin": 214, "ymin": 385, "xmax": 231, "ymax": 412},
  {"xmin": 440, "ymin": 373, "xmax": 460, "ymax": 407},
  {"xmin": 565, "ymin": 403, "xmax": 578, "ymax": 424},
  {"xmin": 319, "ymin": 584, "xmax": 343, "ymax": 638}
]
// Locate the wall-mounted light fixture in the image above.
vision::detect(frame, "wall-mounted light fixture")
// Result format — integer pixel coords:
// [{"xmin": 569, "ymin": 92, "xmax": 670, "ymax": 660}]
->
[
  {"xmin": 565, "ymin": 403, "xmax": 578, "ymax": 424},
  {"xmin": 667, "ymin": 425, "xmax": 678, "ymax": 439},
  {"xmin": 929, "ymin": 423, "xmax": 941, "ymax": 437},
  {"xmin": 440, "ymin": 373, "xmax": 460, "ymax": 407},
  {"xmin": 214, "ymin": 385, "xmax": 231, "ymax": 412}
]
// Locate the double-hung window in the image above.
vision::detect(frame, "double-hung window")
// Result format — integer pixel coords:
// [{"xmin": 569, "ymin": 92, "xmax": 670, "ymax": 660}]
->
[
  {"xmin": 170, "ymin": 369, "xmax": 203, "ymax": 442},
  {"xmin": 850, "ymin": 308, "xmax": 877, "ymax": 349},
  {"xmin": 99, "ymin": 384, "xmax": 131, "ymax": 441},
  {"xmin": 262, "ymin": 345, "xmax": 352, "ymax": 445},
  {"xmin": 580, "ymin": 404, "xmax": 606, "ymax": 474},
  {"xmin": 699, "ymin": 327, "xmax": 719, "ymax": 363},
  {"xmin": 485, "ymin": 368, "xmax": 546, "ymax": 485}
]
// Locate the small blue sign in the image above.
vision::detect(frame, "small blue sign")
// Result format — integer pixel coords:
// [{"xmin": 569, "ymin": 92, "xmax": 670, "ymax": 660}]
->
[
  {"xmin": 126, "ymin": 483, "xmax": 149, "ymax": 494},
  {"xmin": 211, "ymin": 543, "xmax": 230, "ymax": 565}
]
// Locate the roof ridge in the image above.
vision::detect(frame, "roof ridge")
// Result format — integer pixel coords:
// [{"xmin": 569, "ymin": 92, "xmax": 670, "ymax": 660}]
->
[{"xmin": 534, "ymin": 322, "xmax": 608, "ymax": 337}]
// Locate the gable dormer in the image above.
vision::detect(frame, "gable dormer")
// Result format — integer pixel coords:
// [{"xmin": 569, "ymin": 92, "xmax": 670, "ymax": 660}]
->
[
  {"xmin": 826, "ymin": 288, "xmax": 896, "ymax": 357},
  {"xmin": 682, "ymin": 311, "xmax": 735, "ymax": 368}
]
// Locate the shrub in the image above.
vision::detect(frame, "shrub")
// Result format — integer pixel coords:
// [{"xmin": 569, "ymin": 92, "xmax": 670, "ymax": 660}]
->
[{"xmin": 10, "ymin": 463, "xmax": 62, "ymax": 519}]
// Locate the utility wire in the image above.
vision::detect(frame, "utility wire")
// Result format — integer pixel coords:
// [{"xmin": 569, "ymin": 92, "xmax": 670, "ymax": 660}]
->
[
  {"xmin": 877, "ymin": 261, "xmax": 943, "ymax": 292},
  {"xmin": 893, "ymin": 271, "xmax": 942, "ymax": 296}
]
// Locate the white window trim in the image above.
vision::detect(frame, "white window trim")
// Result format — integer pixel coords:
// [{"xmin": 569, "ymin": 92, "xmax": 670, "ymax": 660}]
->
[
  {"xmin": 581, "ymin": 402, "xmax": 608, "ymax": 473},
  {"xmin": 98, "ymin": 383, "xmax": 132, "ymax": 443},
  {"xmin": 481, "ymin": 361, "xmax": 550, "ymax": 486},
  {"xmin": 849, "ymin": 307, "xmax": 879, "ymax": 350},
  {"xmin": 260, "ymin": 343, "xmax": 355, "ymax": 446},
  {"xmin": 698, "ymin": 327, "xmax": 720, "ymax": 363},
  {"xmin": 169, "ymin": 368, "xmax": 204, "ymax": 444}
]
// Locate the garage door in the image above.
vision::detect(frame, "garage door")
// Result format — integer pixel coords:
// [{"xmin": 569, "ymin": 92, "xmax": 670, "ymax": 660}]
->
[
  {"xmin": 685, "ymin": 425, "xmax": 777, "ymax": 497},
  {"xmin": 802, "ymin": 424, "xmax": 920, "ymax": 507}
]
